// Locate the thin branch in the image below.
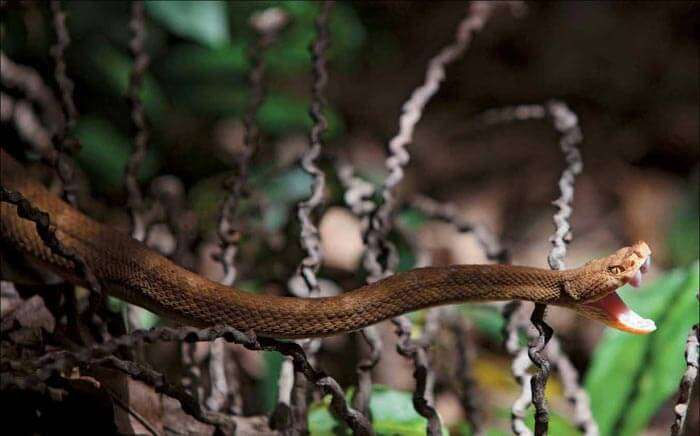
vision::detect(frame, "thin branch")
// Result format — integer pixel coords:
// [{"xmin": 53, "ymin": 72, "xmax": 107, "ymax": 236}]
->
[
  {"xmin": 365, "ymin": 1, "xmax": 512, "ymax": 283},
  {"xmin": 278, "ymin": 3, "xmax": 334, "ymax": 432},
  {"xmin": 671, "ymin": 323, "xmax": 699, "ymax": 436},
  {"xmin": 88, "ymin": 355, "xmax": 236, "ymax": 431},
  {"xmin": 0, "ymin": 51, "xmax": 65, "ymax": 136},
  {"xmin": 408, "ymin": 194, "xmax": 509, "ymax": 263},
  {"xmin": 210, "ymin": 5, "xmax": 287, "ymax": 420},
  {"xmin": 294, "ymin": 0, "xmax": 332, "ymax": 298},
  {"xmin": 336, "ymin": 162, "xmax": 384, "ymax": 418},
  {"xmin": 124, "ymin": 0, "xmax": 150, "ymax": 243},
  {"xmin": 447, "ymin": 314, "xmax": 484, "ymax": 436},
  {"xmin": 547, "ymin": 336, "xmax": 599, "ymax": 435},
  {"xmin": 26, "ymin": 325, "xmax": 373, "ymax": 435},
  {"xmin": 480, "ymin": 100, "xmax": 586, "ymax": 435},
  {"xmin": 393, "ymin": 316, "xmax": 443, "ymax": 435},
  {"xmin": 0, "ymin": 186, "xmax": 101, "ymax": 296},
  {"xmin": 528, "ymin": 100, "xmax": 584, "ymax": 436},
  {"xmin": 545, "ymin": 100, "xmax": 583, "ymax": 272},
  {"xmin": 216, "ymin": 7, "xmax": 287, "ymax": 287},
  {"xmin": 357, "ymin": 4, "xmax": 518, "ymax": 433},
  {"xmin": 0, "ymin": 92, "xmax": 54, "ymax": 158},
  {"xmin": 48, "ymin": 0, "xmax": 80, "ymax": 207},
  {"xmin": 120, "ymin": 0, "xmax": 151, "ymax": 337},
  {"xmin": 49, "ymin": 0, "xmax": 78, "ymax": 133},
  {"xmin": 528, "ymin": 304, "xmax": 553, "ymax": 436}
]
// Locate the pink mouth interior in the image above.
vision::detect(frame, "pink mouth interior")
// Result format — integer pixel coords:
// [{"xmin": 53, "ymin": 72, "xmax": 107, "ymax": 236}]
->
[{"xmin": 588, "ymin": 287, "xmax": 656, "ymax": 334}]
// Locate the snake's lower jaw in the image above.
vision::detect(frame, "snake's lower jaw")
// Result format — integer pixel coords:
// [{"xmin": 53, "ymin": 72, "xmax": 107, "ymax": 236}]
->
[{"xmin": 584, "ymin": 291, "xmax": 656, "ymax": 334}]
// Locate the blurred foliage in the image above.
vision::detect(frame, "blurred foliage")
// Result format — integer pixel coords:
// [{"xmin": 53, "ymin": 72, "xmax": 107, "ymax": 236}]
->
[
  {"xmin": 667, "ymin": 177, "xmax": 700, "ymax": 266},
  {"xmin": 145, "ymin": 1, "xmax": 231, "ymax": 49},
  {"xmin": 308, "ymin": 384, "xmax": 579, "ymax": 436},
  {"xmin": 74, "ymin": 116, "xmax": 160, "ymax": 192},
  {"xmin": 2, "ymin": 0, "xmax": 365, "ymax": 193},
  {"xmin": 308, "ymin": 385, "xmax": 449, "ymax": 435},
  {"xmin": 188, "ymin": 165, "xmax": 313, "ymax": 234},
  {"xmin": 585, "ymin": 262, "xmax": 699, "ymax": 436}
]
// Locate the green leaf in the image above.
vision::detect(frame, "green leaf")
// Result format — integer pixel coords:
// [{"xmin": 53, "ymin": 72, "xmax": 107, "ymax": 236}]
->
[
  {"xmin": 308, "ymin": 385, "xmax": 449, "ymax": 435},
  {"xmin": 398, "ymin": 209, "xmax": 428, "ymax": 231},
  {"xmin": 327, "ymin": 2, "xmax": 366, "ymax": 65},
  {"xmin": 584, "ymin": 263, "xmax": 699, "ymax": 435},
  {"xmin": 454, "ymin": 408, "xmax": 579, "ymax": 436},
  {"xmin": 138, "ymin": 308, "xmax": 161, "ymax": 329},
  {"xmin": 397, "ymin": 239, "xmax": 418, "ymax": 272},
  {"xmin": 259, "ymin": 351, "xmax": 283, "ymax": 412},
  {"xmin": 370, "ymin": 386, "xmax": 448, "ymax": 436},
  {"xmin": 107, "ymin": 296, "xmax": 125, "ymax": 312},
  {"xmin": 106, "ymin": 297, "xmax": 159, "ymax": 329},
  {"xmin": 254, "ymin": 166, "xmax": 313, "ymax": 204},
  {"xmin": 309, "ymin": 403, "xmax": 349, "ymax": 435},
  {"xmin": 460, "ymin": 303, "xmax": 506, "ymax": 342},
  {"xmin": 145, "ymin": 1, "xmax": 230, "ymax": 48},
  {"xmin": 523, "ymin": 410, "xmax": 579, "ymax": 436}
]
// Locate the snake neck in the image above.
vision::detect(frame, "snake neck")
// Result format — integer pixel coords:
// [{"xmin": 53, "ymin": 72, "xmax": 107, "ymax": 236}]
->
[
  {"xmin": 353, "ymin": 264, "xmax": 573, "ymax": 307},
  {"xmin": 208, "ymin": 264, "xmax": 575, "ymax": 338}
]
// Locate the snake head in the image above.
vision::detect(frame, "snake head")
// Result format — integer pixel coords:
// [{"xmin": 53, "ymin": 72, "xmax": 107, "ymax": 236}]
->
[{"xmin": 571, "ymin": 241, "xmax": 655, "ymax": 334}]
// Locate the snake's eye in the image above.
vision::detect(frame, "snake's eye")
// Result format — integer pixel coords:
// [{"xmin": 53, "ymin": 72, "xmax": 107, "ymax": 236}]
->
[{"xmin": 608, "ymin": 266, "xmax": 623, "ymax": 274}]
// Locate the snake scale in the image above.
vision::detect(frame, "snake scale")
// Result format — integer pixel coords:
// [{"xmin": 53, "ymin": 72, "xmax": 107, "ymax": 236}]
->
[{"xmin": 0, "ymin": 149, "xmax": 655, "ymax": 338}]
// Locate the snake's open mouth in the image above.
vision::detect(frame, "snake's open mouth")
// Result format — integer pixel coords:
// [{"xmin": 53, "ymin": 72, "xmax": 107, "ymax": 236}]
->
[{"xmin": 586, "ymin": 256, "xmax": 656, "ymax": 334}]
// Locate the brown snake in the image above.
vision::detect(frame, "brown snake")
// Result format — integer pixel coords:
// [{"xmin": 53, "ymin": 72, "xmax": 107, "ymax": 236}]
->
[{"xmin": 0, "ymin": 149, "xmax": 655, "ymax": 338}]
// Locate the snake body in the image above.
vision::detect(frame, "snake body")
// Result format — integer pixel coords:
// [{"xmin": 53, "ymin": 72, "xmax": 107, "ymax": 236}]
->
[{"xmin": 0, "ymin": 150, "xmax": 655, "ymax": 338}]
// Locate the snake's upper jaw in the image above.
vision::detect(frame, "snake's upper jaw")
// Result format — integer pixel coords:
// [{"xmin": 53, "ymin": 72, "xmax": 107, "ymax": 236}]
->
[{"xmin": 585, "ymin": 253, "xmax": 656, "ymax": 334}]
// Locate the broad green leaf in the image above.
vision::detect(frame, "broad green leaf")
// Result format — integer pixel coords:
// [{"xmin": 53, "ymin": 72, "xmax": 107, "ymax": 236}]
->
[
  {"xmin": 74, "ymin": 117, "xmax": 159, "ymax": 191},
  {"xmin": 617, "ymin": 262, "xmax": 699, "ymax": 435},
  {"xmin": 584, "ymin": 264, "xmax": 698, "ymax": 435},
  {"xmin": 145, "ymin": 1, "xmax": 230, "ymax": 48}
]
